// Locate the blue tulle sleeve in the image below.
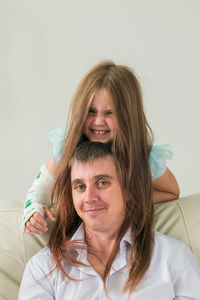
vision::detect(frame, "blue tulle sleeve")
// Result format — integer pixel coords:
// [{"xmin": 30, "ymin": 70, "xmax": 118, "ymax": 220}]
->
[
  {"xmin": 47, "ymin": 126, "xmax": 67, "ymax": 162},
  {"xmin": 47, "ymin": 128, "xmax": 173, "ymax": 181},
  {"xmin": 149, "ymin": 145, "xmax": 173, "ymax": 181}
]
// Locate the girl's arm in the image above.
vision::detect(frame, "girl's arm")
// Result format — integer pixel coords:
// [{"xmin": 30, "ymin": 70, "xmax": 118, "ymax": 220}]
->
[
  {"xmin": 21, "ymin": 159, "xmax": 58, "ymax": 234},
  {"xmin": 22, "ymin": 127, "xmax": 65, "ymax": 234},
  {"xmin": 46, "ymin": 158, "xmax": 59, "ymax": 175},
  {"xmin": 153, "ymin": 167, "xmax": 180, "ymax": 203}
]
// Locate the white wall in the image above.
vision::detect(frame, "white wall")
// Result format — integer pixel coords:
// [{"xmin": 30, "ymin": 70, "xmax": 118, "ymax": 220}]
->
[{"xmin": 1, "ymin": 0, "xmax": 199, "ymax": 201}]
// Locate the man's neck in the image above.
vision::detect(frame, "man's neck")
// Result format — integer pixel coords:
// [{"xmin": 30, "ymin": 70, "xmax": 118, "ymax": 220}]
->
[
  {"xmin": 84, "ymin": 225, "xmax": 119, "ymax": 276},
  {"xmin": 85, "ymin": 223, "xmax": 120, "ymax": 251}
]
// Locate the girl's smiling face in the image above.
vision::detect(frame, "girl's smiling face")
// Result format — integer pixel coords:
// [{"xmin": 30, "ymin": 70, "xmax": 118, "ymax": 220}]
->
[{"xmin": 83, "ymin": 88, "xmax": 116, "ymax": 143}]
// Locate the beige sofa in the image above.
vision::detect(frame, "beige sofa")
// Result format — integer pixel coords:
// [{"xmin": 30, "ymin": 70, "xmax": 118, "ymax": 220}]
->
[{"xmin": 0, "ymin": 194, "xmax": 200, "ymax": 300}]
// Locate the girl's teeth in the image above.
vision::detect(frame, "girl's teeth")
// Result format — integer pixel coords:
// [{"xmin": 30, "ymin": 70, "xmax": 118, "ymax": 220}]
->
[{"xmin": 93, "ymin": 130, "xmax": 106, "ymax": 135}]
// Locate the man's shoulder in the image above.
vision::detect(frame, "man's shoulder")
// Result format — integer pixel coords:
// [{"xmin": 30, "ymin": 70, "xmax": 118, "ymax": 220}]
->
[
  {"xmin": 28, "ymin": 246, "xmax": 54, "ymax": 268},
  {"xmin": 32, "ymin": 246, "xmax": 51, "ymax": 257},
  {"xmin": 154, "ymin": 231, "xmax": 189, "ymax": 256}
]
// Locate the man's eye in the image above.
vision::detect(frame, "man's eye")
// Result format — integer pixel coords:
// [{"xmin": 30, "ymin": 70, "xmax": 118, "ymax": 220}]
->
[
  {"xmin": 75, "ymin": 184, "xmax": 85, "ymax": 191},
  {"xmin": 98, "ymin": 180, "xmax": 108, "ymax": 187}
]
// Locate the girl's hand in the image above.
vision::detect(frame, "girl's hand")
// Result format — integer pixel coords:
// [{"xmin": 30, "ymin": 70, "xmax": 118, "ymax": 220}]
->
[{"xmin": 24, "ymin": 207, "xmax": 56, "ymax": 234}]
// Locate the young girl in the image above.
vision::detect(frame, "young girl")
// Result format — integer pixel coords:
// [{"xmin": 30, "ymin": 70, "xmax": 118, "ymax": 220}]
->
[{"xmin": 21, "ymin": 61, "xmax": 179, "ymax": 234}]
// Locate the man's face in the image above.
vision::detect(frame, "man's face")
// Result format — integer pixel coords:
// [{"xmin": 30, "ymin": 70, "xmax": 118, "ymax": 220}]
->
[{"xmin": 71, "ymin": 155, "xmax": 125, "ymax": 235}]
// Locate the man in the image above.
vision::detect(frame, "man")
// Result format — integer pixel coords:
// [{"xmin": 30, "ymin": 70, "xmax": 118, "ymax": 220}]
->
[{"xmin": 19, "ymin": 142, "xmax": 200, "ymax": 299}]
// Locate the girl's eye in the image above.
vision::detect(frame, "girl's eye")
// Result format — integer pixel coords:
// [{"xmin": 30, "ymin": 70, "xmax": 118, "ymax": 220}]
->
[
  {"xmin": 105, "ymin": 111, "xmax": 113, "ymax": 116},
  {"xmin": 88, "ymin": 109, "xmax": 96, "ymax": 114}
]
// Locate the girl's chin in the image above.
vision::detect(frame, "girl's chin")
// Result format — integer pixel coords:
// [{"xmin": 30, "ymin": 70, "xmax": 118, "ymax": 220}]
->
[
  {"xmin": 90, "ymin": 134, "xmax": 112, "ymax": 143},
  {"xmin": 91, "ymin": 137, "xmax": 112, "ymax": 143}
]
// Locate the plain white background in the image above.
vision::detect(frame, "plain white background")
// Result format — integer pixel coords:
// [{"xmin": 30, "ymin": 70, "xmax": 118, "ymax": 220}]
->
[{"xmin": 1, "ymin": 0, "xmax": 199, "ymax": 201}]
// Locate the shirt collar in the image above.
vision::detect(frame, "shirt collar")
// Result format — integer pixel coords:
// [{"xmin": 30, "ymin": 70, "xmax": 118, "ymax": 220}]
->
[
  {"xmin": 70, "ymin": 223, "xmax": 132, "ymax": 274},
  {"xmin": 70, "ymin": 223, "xmax": 132, "ymax": 252},
  {"xmin": 71, "ymin": 223, "xmax": 85, "ymax": 241},
  {"xmin": 121, "ymin": 227, "xmax": 132, "ymax": 246}
]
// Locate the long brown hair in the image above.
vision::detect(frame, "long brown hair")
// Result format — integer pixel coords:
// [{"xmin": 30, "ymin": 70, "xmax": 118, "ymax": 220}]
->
[{"xmin": 49, "ymin": 61, "xmax": 154, "ymax": 294}]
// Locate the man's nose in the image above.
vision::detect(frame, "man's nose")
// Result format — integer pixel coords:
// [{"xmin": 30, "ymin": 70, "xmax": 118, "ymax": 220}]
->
[{"xmin": 85, "ymin": 186, "xmax": 98, "ymax": 203}]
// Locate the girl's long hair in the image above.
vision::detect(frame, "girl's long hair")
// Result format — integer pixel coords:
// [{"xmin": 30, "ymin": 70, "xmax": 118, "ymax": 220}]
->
[{"xmin": 49, "ymin": 61, "xmax": 154, "ymax": 294}]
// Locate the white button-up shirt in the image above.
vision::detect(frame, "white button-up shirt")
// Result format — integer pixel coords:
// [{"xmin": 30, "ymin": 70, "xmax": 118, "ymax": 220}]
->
[{"xmin": 19, "ymin": 224, "xmax": 200, "ymax": 299}]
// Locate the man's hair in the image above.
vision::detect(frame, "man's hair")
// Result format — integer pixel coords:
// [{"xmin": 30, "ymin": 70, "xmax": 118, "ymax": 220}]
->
[
  {"xmin": 69, "ymin": 141, "xmax": 112, "ymax": 166},
  {"xmin": 69, "ymin": 141, "xmax": 122, "ymax": 192}
]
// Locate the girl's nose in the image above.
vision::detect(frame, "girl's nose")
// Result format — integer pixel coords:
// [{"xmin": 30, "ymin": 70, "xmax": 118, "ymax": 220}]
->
[{"xmin": 93, "ymin": 113, "xmax": 105, "ymax": 126}]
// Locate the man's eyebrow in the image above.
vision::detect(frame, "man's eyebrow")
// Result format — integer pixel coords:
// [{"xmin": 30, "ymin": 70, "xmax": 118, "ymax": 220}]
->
[
  {"xmin": 71, "ymin": 174, "xmax": 113, "ymax": 185},
  {"xmin": 94, "ymin": 174, "xmax": 113, "ymax": 180},
  {"xmin": 71, "ymin": 179, "xmax": 83, "ymax": 185}
]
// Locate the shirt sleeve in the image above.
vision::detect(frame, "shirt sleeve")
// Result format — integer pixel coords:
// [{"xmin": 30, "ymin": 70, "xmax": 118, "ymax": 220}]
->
[
  {"xmin": 20, "ymin": 164, "xmax": 54, "ymax": 232},
  {"xmin": 173, "ymin": 244, "xmax": 200, "ymax": 298},
  {"xmin": 18, "ymin": 251, "xmax": 55, "ymax": 300},
  {"xmin": 149, "ymin": 145, "xmax": 173, "ymax": 181},
  {"xmin": 47, "ymin": 126, "xmax": 67, "ymax": 162}
]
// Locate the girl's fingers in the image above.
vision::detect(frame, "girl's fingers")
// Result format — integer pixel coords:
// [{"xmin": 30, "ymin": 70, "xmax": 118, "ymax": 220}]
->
[{"xmin": 44, "ymin": 207, "xmax": 56, "ymax": 222}]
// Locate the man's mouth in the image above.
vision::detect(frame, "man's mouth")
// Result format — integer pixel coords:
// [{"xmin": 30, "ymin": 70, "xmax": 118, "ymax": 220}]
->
[{"xmin": 85, "ymin": 207, "xmax": 106, "ymax": 214}]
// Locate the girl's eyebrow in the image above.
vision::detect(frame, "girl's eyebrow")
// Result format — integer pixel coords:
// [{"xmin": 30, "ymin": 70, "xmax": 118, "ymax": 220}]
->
[{"xmin": 89, "ymin": 106, "xmax": 113, "ymax": 111}]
